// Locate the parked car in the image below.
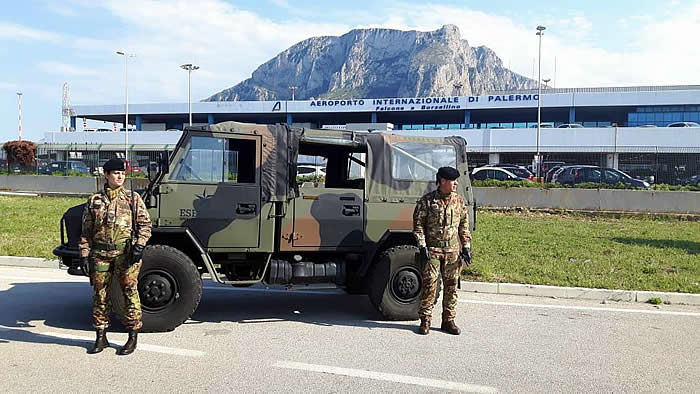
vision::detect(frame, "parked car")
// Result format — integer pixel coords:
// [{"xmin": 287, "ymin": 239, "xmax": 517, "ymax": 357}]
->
[
  {"xmin": 297, "ymin": 164, "xmax": 326, "ymax": 178},
  {"xmin": 40, "ymin": 160, "xmax": 91, "ymax": 175},
  {"xmin": 551, "ymin": 165, "xmax": 650, "ymax": 188},
  {"xmin": 678, "ymin": 174, "xmax": 700, "ymax": 186},
  {"xmin": 529, "ymin": 123, "xmax": 554, "ymax": 128},
  {"xmin": 557, "ymin": 123, "xmax": 584, "ymax": 128},
  {"xmin": 482, "ymin": 164, "xmax": 534, "ymax": 180},
  {"xmin": 545, "ymin": 165, "xmax": 565, "ymax": 183},
  {"xmin": 471, "ymin": 167, "xmax": 532, "ymax": 182},
  {"xmin": 667, "ymin": 121, "xmax": 700, "ymax": 127}
]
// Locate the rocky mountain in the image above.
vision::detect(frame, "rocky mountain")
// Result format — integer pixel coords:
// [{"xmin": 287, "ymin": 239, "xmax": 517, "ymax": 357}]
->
[{"xmin": 205, "ymin": 24, "xmax": 535, "ymax": 102}]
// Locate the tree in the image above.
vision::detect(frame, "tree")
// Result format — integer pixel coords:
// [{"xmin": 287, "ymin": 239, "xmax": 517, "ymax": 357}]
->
[{"xmin": 2, "ymin": 140, "xmax": 37, "ymax": 169}]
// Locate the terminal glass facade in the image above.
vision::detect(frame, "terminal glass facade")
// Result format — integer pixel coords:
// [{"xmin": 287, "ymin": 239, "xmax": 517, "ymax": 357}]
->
[{"xmin": 628, "ymin": 105, "xmax": 700, "ymax": 127}]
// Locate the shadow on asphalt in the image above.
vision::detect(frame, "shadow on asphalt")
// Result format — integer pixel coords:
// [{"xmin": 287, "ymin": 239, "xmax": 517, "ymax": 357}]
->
[
  {"xmin": 611, "ymin": 237, "xmax": 700, "ymax": 255},
  {"xmin": 0, "ymin": 281, "xmax": 97, "ymax": 351},
  {"xmin": 189, "ymin": 285, "xmax": 420, "ymax": 333},
  {"xmin": 0, "ymin": 280, "xmax": 421, "ymax": 350}
]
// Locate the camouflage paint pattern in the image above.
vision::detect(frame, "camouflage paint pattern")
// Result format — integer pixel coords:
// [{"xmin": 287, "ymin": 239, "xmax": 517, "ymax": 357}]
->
[
  {"xmin": 92, "ymin": 255, "xmax": 143, "ymax": 330},
  {"xmin": 413, "ymin": 189, "xmax": 472, "ymax": 320},
  {"xmin": 418, "ymin": 250, "xmax": 460, "ymax": 320},
  {"xmin": 80, "ymin": 185, "xmax": 151, "ymax": 330},
  {"xmin": 79, "ymin": 186, "xmax": 152, "ymax": 258}
]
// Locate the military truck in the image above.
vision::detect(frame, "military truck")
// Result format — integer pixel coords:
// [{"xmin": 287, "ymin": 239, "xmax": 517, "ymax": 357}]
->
[{"xmin": 53, "ymin": 122, "xmax": 476, "ymax": 332}]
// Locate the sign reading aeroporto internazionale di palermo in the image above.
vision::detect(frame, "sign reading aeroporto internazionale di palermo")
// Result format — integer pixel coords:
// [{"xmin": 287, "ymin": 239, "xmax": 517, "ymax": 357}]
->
[{"xmin": 282, "ymin": 93, "xmax": 541, "ymax": 113}]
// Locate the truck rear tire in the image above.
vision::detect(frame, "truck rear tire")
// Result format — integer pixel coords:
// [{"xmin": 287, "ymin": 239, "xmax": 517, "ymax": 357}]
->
[
  {"xmin": 368, "ymin": 245, "xmax": 424, "ymax": 320},
  {"xmin": 111, "ymin": 245, "xmax": 202, "ymax": 332}
]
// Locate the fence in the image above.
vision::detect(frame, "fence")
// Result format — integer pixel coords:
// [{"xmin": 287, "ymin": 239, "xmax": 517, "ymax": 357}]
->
[
  {"xmin": 467, "ymin": 146, "xmax": 700, "ymax": 185},
  {"xmin": 2, "ymin": 144, "xmax": 699, "ymax": 187},
  {"xmin": 1, "ymin": 145, "xmax": 170, "ymax": 178}
]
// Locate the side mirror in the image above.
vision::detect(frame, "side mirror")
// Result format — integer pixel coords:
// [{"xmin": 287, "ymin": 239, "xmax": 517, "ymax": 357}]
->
[
  {"xmin": 148, "ymin": 162, "xmax": 158, "ymax": 182},
  {"xmin": 160, "ymin": 150, "xmax": 169, "ymax": 174}
]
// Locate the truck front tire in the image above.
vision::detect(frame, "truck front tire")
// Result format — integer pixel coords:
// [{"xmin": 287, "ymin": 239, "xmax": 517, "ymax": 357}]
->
[{"xmin": 111, "ymin": 245, "xmax": 202, "ymax": 332}]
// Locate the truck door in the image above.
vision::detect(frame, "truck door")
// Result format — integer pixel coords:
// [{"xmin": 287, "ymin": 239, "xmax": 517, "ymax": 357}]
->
[
  {"xmin": 292, "ymin": 186, "xmax": 363, "ymax": 248},
  {"xmin": 158, "ymin": 133, "xmax": 261, "ymax": 249}
]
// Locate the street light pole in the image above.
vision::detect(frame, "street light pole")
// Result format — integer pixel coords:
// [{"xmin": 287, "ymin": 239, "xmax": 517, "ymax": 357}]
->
[
  {"xmin": 16, "ymin": 92, "xmax": 22, "ymax": 141},
  {"xmin": 535, "ymin": 25, "xmax": 546, "ymax": 180},
  {"xmin": 117, "ymin": 51, "xmax": 135, "ymax": 162},
  {"xmin": 180, "ymin": 63, "xmax": 200, "ymax": 126},
  {"xmin": 543, "ymin": 78, "xmax": 551, "ymax": 89}
]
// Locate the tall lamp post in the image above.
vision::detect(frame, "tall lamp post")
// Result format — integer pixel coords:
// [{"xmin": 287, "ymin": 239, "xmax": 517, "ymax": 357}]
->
[
  {"xmin": 16, "ymin": 92, "xmax": 22, "ymax": 141},
  {"xmin": 117, "ymin": 51, "xmax": 135, "ymax": 162},
  {"xmin": 535, "ymin": 25, "xmax": 546, "ymax": 179},
  {"xmin": 180, "ymin": 63, "xmax": 200, "ymax": 126}
]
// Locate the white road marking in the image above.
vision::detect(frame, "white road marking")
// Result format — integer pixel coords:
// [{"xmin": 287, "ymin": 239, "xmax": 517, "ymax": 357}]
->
[
  {"xmin": 40, "ymin": 331, "xmax": 206, "ymax": 357},
  {"xmin": 459, "ymin": 299, "xmax": 700, "ymax": 317},
  {"xmin": 273, "ymin": 361, "xmax": 498, "ymax": 393},
  {"xmin": 0, "ymin": 275, "xmax": 86, "ymax": 283}
]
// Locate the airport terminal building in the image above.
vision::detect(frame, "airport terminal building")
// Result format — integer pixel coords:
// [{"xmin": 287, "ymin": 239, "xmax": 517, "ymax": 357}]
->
[{"xmin": 38, "ymin": 85, "xmax": 700, "ymax": 183}]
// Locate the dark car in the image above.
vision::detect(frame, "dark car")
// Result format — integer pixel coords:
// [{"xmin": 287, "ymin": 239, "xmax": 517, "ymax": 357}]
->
[
  {"xmin": 552, "ymin": 165, "xmax": 650, "ymax": 188},
  {"xmin": 40, "ymin": 160, "xmax": 91, "ymax": 175},
  {"xmin": 678, "ymin": 174, "xmax": 700, "ymax": 186}
]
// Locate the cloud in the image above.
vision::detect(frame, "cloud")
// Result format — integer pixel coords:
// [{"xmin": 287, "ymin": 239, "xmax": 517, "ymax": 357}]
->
[
  {"xmin": 38, "ymin": 61, "xmax": 102, "ymax": 77},
  {"xmin": 0, "ymin": 81, "xmax": 20, "ymax": 90},
  {"xmin": 0, "ymin": 22, "xmax": 62, "ymax": 42}
]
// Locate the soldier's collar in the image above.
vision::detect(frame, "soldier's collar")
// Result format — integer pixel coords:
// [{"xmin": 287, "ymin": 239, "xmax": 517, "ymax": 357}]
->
[{"xmin": 437, "ymin": 189, "xmax": 452, "ymax": 199}]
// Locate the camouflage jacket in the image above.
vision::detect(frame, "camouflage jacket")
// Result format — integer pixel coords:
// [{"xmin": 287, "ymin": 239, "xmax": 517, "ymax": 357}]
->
[
  {"xmin": 79, "ymin": 185, "xmax": 152, "ymax": 258},
  {"xmin": 412, "ymin": 189, "xmax": 472, "ymax": 252}
]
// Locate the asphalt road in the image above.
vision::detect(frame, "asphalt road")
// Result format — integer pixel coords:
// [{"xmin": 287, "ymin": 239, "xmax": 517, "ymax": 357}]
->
[{"xmin": 1, "ymin": 266, "xmax": 699, "ymax": 393}]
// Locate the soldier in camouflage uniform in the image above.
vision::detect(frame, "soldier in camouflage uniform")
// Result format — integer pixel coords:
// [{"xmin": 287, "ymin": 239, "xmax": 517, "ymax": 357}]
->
[
  {"xmin": 79, "ymin": 158, "xmax": 152, "ymax": 355},
  {"xmin": 413, "ymin": 166, "xmax": 472, "ymax": 335}
]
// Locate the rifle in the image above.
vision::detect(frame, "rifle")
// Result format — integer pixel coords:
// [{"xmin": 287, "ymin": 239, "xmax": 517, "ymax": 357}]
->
[{"xmin": 125, "ymin": 177, "xmax": 138, "ymax": 264}]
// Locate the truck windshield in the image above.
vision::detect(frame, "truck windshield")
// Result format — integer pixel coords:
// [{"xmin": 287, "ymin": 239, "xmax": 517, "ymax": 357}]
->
[{"xmin": 391, "ymin": 143, "xmax": 457, "ymax": 181}]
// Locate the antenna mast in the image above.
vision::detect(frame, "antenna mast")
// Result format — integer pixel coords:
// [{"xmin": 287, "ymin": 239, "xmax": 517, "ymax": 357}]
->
[{"xmin": 62, "ymin": 83, "xmax": 75, "ymax": 131}]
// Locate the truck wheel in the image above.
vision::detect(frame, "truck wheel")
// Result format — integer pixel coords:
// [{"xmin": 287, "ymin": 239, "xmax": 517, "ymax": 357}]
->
[
  {"xmin": 368, "ymin": 245, "xmax": 424, "ymax": 320},
  {"xmin": 111, "ymin": 245, "xmax": 202, "ymax": 332}
]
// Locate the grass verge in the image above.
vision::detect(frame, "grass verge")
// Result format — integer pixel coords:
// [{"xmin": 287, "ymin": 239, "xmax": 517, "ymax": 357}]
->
[
  {"xmin": 0, "ymin": 196, "xmax": 698, "ymax": 293},
  {"xmin": 466, "ymin": 210, "xmax": 700, "ymax": 293},
  {"xmin": 0, "ymin": 195, "xmax": 85, "ymax": 260}
]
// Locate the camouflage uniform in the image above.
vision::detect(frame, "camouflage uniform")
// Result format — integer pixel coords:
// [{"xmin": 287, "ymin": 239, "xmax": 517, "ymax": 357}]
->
[
  {"xmin": 413, "ymin": 189, "xmax": 471, "ymax": 321},
  {"xmin": 80, "ymin": 185, "xmax": 152, "ymax": 330}
]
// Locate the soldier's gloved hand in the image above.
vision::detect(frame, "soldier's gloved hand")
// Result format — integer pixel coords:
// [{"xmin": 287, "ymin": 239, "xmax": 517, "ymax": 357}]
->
[
  {"xmin": 419, "ymin": 247, "xmax": 430, "ymax": 262},
  {"xmin": 130, "ymin": 244, "xmax": 145, "ymax": 265},
  {"xmin": 461, "ymin": 246, "xmax": 472, "ymax": 266},
  {"xmin": 80, "ymin": 257, "xmax": 90, "ymax": 276}
]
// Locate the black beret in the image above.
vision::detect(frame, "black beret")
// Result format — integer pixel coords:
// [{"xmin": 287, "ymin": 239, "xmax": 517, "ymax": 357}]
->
[
  {"xmin": 437, "ymin": 166, "xmax": 460, "ymax": 180},
  {"xmin": 103, "ymin": 158, "xmax": 126, "ymax": 172}
]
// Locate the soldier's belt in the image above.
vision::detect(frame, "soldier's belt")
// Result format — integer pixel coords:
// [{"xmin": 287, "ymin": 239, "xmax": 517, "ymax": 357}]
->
[
  {"xmin": 426, "ymin": 239, "xmax": 459, "ymax": 248},
  {"xmin": 93, "ymin": 242, "xmax": 127, "ymax": 251}
]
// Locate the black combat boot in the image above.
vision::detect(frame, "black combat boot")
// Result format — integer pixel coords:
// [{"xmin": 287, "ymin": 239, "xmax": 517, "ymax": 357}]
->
[
  {"xmin": 118, "ymin": 330, "xmax": 138, "ymax": 356},
  {"xmin": 88, "ymin": 329, "xmax": 109, "ymax": 354},
  {"xmin": 418, "ymin": 317, "xmax": 431, "ymax": 335},
  {"xmin": 441, "ymin": 319, "xmax": 461, "ymax": 335}
]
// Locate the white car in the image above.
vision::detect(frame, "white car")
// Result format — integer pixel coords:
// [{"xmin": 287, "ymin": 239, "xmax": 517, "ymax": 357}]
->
[
  {"xmin": 667, "ymin": 122, "xmax": 700, "ymax": 128},
  {"xmin": 471, "ymin": 167, "xmax": 531, "ymax": 182},
  {"xmin": 557, "ymin": 123, "xmax": 584, "ymax": 128},
  {"xmin": 297, "ymin": 164, "xmax": 326, "ymax": 177}
]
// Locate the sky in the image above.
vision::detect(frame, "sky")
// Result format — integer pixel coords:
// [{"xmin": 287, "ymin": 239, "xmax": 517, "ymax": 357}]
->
[{"xmin": 1, "ymin": 0, "xmax": 699, "ymax": 143}]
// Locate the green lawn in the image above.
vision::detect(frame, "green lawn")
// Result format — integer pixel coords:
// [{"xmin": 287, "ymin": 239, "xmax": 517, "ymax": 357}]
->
[
  {"xmin": 0, "ymin": 195, "xmax": 85, "ymax": 259},
  {"xmin": 466, "ymin": 211, "xmax": 700, "ymax": 293},
  {"xmin": 0, "ymin": 196, "xmax": 698, "ymax": 293}
]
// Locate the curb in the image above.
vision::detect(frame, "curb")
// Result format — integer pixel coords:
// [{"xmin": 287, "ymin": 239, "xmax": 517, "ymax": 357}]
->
[
  {"xmin": 1, "ymin": 256, "xmax": 697, "ymax": 306},
  {"xmin": 0, "ymin": 256, "xmax": 60, "ymax": 269},
  {"xmin": 459, "ymin": 281, "xmax": 700, "ymax": 306}
]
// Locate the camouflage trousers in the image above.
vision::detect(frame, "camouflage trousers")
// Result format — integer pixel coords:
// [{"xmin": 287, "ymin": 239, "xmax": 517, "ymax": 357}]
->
[
  {"xmin": 91, "ymin": 254, "xmax": 143, "ymax": 330},
  {"xmin": 418, "ymin": 249, "xmax": 461, "ymax": 321}
]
